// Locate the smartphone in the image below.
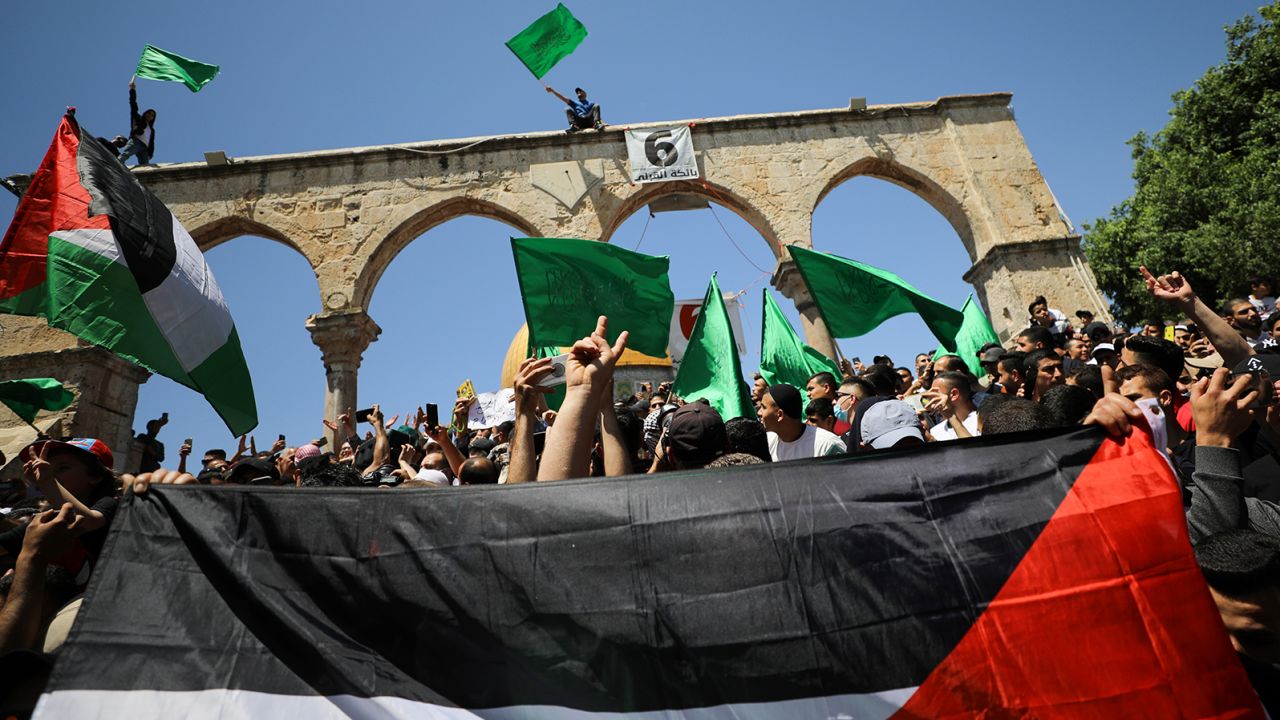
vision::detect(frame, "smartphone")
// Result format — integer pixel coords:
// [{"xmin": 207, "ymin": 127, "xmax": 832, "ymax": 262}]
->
[
  {"xmin": 355, "ymin": 408, "xmax": 374, "ymax": 423},
  {"xmin": 184, "ymin": 437, "xmax": 193, "ymax": 446},
  {"xmin": 313, "ymin": 437, "xmax": 329, "ymax": 448},
  {"xmin": 277, "ymin": 433, "xmax": 286, "ymax": 442},
  {"xmin": 535, "ymin": 353, "xmax": 570, "ymax": 388},
  {"xmin": 426, "ymin": 403, "xmax": 439, "ymax": 429}
]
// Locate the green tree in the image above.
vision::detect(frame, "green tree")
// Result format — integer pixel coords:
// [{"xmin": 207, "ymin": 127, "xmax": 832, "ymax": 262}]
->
[{"xmin": 1083, "ymin": 3, "xmax": 1280, "ymax": 324}]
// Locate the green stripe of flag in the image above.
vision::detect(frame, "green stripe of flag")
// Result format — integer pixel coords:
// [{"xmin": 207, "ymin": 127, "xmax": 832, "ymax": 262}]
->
[
  {"xmin": 135, "ymin": 44, "xmax": 220, "ymax": 92},
  {"xmin": 21, "ymin": 235, "xmax": 255, "ymax": 435}
]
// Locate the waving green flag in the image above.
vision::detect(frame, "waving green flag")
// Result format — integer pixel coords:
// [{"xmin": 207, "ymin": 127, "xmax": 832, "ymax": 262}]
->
[
  {"xmin": 933, "ymin": 295, "xmax": 1001, "ymax": 376},
  {"xmin": 788, "ymin": 245, "xmax": 965, "ymax": 346},
  {"xmin": 759, "ymin": 290, "xmax": 840, "ymax": 407},
  {"xmin": 0, "ymin": 378, "xmax": 74, "ymax": 424},
  {"xmin": 511, "ymin": 237, "xmax": 674, "ymax": 357},
  {"xmin": 506, "ymin": 4, "xmax": 588, "ymax": 79},
  {"xmin": 135, "ymin": 45, "xmax": 220, "ymax": 92},
  {"xmin": 672, "ymin": 275, "xmax": 753, "ymax": 420}
]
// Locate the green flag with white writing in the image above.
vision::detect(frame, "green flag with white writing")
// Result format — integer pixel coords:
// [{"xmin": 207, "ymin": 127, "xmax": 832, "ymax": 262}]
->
[
  {"xmin": 759, "ymin": 290, "xmax": 840, "ymax": 409},
  {"xmin": 788, "ymin": 245, "xmax": 965, "ymax": 346},
  {"xmin": 505, "ymin": 3, "xmax": 588, "ymax": 79},
  {"xmin": 0, "ymin": 378, "xmax": 74, "ymax": 424},
  {"xmin": 672, "ymin": 275, "xmax": 753, "ymax": 420},
  {"xmin": 511, "ymin": 237, "xmax": 674, "ymax": 357},
  {"xmin": 135, "ymin": 45, "xmax": 220, "ymax": 92},
  {"xmin": 933, "ymin": 295, "xmax": 1001, "ymax": 376}
]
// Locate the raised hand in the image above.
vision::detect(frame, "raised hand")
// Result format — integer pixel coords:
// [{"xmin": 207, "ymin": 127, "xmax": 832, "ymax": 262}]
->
[
  {"xmin": 1140, "ymin": 266, "xmax": 1196, "ymax": 309},
  {"xmin": 564, "ymin": 316, "xmax": 629, "ymax": 396},
  {"xmin": 369, "ymin": 404, "xmax": 384, "ymax": 429},
  {"xmin": 386, "ymin": 414, "xmax": 400, "ymax": 429},
  {"xmin": 513, "ymin": 357, "xmax": 554, "ymax": 413},
  {"xmin": 1192, "ymin": 368, "xmax": 1259, "ymax": 448},
  {"xmin": 22, "ymin": 503, "xmax": 82, "ymax": 561},
  {"xmin": 22, "ymin": 442, "xmax": 53, "ymax": 487}
]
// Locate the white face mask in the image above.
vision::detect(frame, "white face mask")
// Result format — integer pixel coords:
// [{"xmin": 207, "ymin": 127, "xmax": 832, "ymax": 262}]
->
[{"xmin": 1135, "ymin": 397, "xmax": 1170, "ymax": 459}]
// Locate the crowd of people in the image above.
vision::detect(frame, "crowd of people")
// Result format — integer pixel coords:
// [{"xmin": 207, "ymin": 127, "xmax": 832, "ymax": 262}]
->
[{"xmin": 2, "ymin": 265, "xmax": 1280, "ymax": 712}]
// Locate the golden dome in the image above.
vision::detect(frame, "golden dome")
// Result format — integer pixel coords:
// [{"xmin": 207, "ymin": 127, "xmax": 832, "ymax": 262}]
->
[{"xmin": 499, "ymin": 324, "xmax": 672, "ymax": 388}]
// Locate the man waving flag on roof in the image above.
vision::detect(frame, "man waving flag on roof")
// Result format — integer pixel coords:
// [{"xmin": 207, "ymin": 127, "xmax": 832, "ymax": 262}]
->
[{"xmin": 0, "ymin": 112, "xmax": 257, "ymax": 435}]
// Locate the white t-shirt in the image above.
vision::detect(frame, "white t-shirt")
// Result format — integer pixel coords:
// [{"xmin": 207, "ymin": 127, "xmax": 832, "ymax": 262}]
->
[
  {"xmin": 140, "ymin": 126, "xmax": 153, "ymax": 145},
  {"xmin": 930, "ymin": 412, "xmax": 980, "ymax": 442},
  {"xmin": 767, "ymin": 425, "xmax": 846, "ymax": 461}
]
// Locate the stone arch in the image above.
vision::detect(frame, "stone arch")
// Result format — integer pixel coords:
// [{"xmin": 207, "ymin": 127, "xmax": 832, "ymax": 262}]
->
[
  {"xmin": 186, "ymin": 216, "xmax": 316, "ymax": 271},
  {"xmin": 811, "ymin": 156, "xmax": 979, "ymax": 263},
  {"xmin": 353, "ymin": 196, "xmax": 543, "ymax": 310},
  {"xmin": 599, "ymin": 179, "xmax": 783, "ymax": 257}
]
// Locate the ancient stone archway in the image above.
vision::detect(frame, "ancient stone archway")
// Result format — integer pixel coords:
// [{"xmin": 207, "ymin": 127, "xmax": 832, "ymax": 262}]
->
[{"xmin": 3, "ymin": 93, "xmax": 1110, "ymax": 439}]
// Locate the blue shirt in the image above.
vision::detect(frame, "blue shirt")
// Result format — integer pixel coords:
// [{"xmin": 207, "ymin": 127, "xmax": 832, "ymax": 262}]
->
[{"xmin": 569, "ymin": 99, "xmax": 595, "ymax": 118}]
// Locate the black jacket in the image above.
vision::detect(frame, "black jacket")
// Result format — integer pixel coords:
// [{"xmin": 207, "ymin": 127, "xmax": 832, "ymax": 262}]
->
[{"xmin": 128, "ymin": 86, "xmax": 155, "ymax": 155}]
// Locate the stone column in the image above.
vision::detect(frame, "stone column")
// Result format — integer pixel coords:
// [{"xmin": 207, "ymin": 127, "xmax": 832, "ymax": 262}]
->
[
  {"xmin": 772, "ymin": 260, "xmax": 840, "ymax": 362},
  {"xmin": 0, "ymin": 344, "xmax": 151, "ymax": 474},
  {"xmin": 306, "ymin": 310, "xmax": 381, "ymax": 441},
  {"xmin": 963, "ymin": 236, "xmax": 1113, "ymax": 343}
]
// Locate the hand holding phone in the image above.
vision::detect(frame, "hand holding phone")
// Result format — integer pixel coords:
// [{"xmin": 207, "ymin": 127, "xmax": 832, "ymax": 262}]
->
[
  {"xmin": 426, "ymin": 403, "xmax": 439, "ymax": 429},
  {"xmin": 534, "ymin": 354, "xmax": 570, "ymax": 388}
]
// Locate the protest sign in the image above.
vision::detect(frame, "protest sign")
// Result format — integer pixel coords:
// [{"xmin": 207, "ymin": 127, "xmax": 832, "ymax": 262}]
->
[
  {"xmin": 626, "ymin": 126, "xmax": 699, "ymax": 184},
  {"xmin": 467, "ymin": 388, "xmax": 516, "ymax": 429}
]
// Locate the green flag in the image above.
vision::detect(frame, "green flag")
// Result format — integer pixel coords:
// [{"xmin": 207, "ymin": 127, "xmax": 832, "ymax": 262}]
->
[
  {"xmin": 759, "ymin": 290, "xmax": 840, "ymax": 410},
  {"xmin": 135, "ymin": 45, "xmax": 220, "ymax": 92},
  {"xmin": 511, "ymin": 237, "xmax": 674, "ymax": 357},
  {"xmin": 672, "ymin": 275, "xmax": 753, "ymax": 420},
  {"xmin": 505, "ymin": 3, "xmax": 588, "ymax": 79},
  {"xmin": 788, "ymin": 245, "xmax": 965, "ymax": 346},
  {"xmin": 933, "ymin": 295, "xmax": 1001, "ymax": 376},
  {"xmin": 0, "ymin": 378, "xmax": 74, "ymax": 424}
]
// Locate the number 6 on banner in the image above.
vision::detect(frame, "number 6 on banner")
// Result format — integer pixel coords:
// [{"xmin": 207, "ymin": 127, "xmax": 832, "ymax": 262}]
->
[
  {"xmin": 626, "ymin": 127, "xmax": 700, "ymax": 184},
  {"xmin": 644, "ymin": 130, "xmax": 678, "ymax": 167}
]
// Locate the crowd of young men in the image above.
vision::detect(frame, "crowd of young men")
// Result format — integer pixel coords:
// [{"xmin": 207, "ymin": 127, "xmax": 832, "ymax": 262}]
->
[{"xmin": 3, "ymin": 265, "xmax": 1280, "ymax": 712}]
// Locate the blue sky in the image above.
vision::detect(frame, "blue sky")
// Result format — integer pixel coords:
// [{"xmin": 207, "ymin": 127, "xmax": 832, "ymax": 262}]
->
[{"xmin": 0, "ymin": 1, "xmax": 1261, "ymax": 453}]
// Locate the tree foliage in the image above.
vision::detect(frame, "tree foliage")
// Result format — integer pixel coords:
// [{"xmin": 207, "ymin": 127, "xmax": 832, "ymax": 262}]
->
[{"xmin": 1083, "ymin": 3, "xmax": 1280, "ymax": 323}]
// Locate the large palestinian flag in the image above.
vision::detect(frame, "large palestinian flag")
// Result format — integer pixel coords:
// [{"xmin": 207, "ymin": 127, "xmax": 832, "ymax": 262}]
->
[
  {"xmin": 0, "ymin": 115, "xmax": 256, "ymax": 435},
  {"xmin": 36, "ymin": 428, "xmax": 1261, "ymax": 717}
]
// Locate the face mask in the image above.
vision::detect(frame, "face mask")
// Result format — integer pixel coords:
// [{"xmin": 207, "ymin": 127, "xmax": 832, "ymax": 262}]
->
[{"xmin": 834, "ymin": 401, "xmax": 850, "ymax": 423}]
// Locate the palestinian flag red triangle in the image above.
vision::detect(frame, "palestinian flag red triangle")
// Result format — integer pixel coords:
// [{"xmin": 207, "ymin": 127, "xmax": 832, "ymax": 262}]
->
[
  {"xmin": 35, "ymin": 428, "xmax": 1262, "ymax": 718},
  {"xmin": 0, "ymin": 115, "xmax": 256, "ymax": 435}
]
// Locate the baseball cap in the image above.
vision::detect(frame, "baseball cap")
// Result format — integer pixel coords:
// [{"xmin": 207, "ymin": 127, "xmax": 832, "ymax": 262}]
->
[
  {"xmin": 766, "ymin": 384, "xmax": 803, "ymax": 420},
  {"xmin": 1082, "ymin": 321, "xmax": 1110, "ymax": 340},
  {"xmin": 666, "ymin": 403, "xmax": 727, "ymax": 467},
  {"xmin": 223, "ymin": 457, "xmax": 280, "ymax": 485},
  {"xmin": 1090, "ymin": 342, "xmax": 1116, "ymax": 357},
  {"xmin": 980, "ymin": 346, "xmax": 1005, "ymax": 364},
  {"xmin": 21, "ymin": 437, "xmax": 113, "ymax": 469},
  {"xmin": 469, "ymin": 437, "xmax": 497, "ymax": 455},
  {"xmin": 860, "ymin": 400, "xmax": 924, "ymax": 449}
]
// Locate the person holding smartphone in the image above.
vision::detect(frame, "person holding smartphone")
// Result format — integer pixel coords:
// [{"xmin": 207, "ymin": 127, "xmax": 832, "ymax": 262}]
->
[{"xmin": 134, "ymin": 412, "xmax": 168, "ymax": 474}]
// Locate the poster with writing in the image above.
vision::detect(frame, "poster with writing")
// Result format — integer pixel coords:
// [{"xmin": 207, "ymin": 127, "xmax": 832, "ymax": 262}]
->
[
  {"xmin": 626, "ymin": 127, "xmax": 700, "ymax": 184},
  {"xmin": 467, "ymin": 388, "xmax": 517, "ymax": 429}
]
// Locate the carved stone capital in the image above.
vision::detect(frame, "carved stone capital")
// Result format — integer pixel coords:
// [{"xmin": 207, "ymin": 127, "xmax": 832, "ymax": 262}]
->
[{"xmin": 305, "ymin": 310, "xmax": 381, "ymax": 372}]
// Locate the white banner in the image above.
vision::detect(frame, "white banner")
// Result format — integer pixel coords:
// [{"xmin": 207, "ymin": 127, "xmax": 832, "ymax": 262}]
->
[
  {"xmin": 467, "ymin": 388, "xmax": 517, "ymax": 430},
  {"xmin": 626, "ymin": 126, "xmax": 700, "ymax": 184},
  {"xmin": 668, "ymin": 294, "xmax": 747, "ymax": 366}
]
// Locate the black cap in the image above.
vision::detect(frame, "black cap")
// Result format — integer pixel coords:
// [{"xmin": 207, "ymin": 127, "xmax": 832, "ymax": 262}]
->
[
  {"xmin": 666, "ymin": 404, "xmax": 727, "ymax": 467},
  {"xmin": 469, "ymin": 437, "xmax": 497, "ymax": 455},
  {"xmin": 766, "ymin": 383, "xmax": 803, "ymax": 420},
  {"xmin": 223, "ymin": 456, "xmax": 280, "ymax": 485}
]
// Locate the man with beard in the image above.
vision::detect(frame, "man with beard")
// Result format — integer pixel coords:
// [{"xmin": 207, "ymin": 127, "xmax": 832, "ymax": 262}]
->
[{"xmin": 1223, "ymin": 297, "xmax": 1276, "ymax": 349}]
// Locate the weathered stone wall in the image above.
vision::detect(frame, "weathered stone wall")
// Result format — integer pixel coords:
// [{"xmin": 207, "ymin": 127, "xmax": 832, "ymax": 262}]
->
[{"xmin": 3, "ymin": 93, "xmax": 1109, "ymax": 434}]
